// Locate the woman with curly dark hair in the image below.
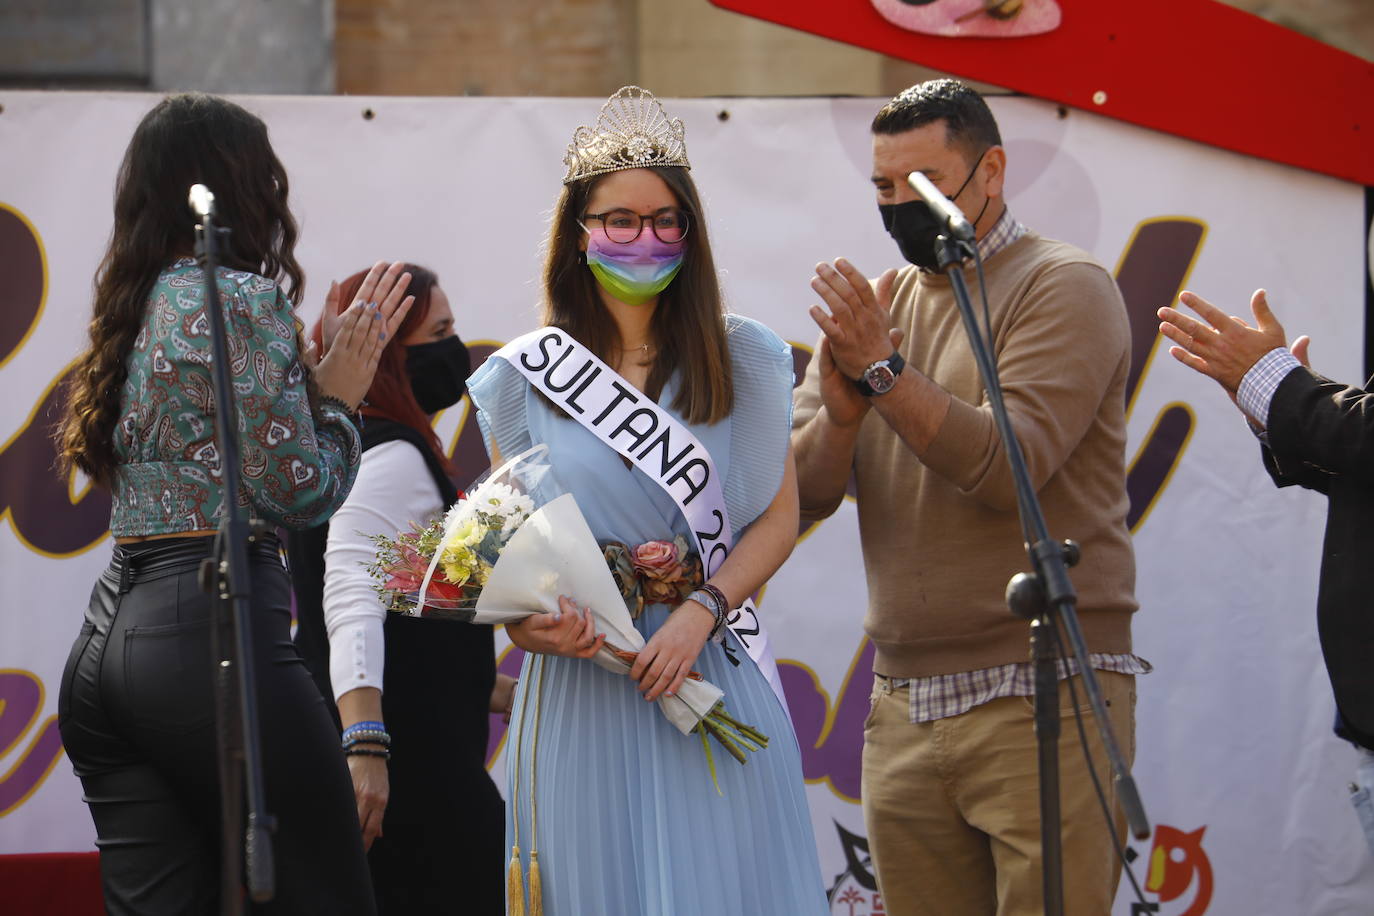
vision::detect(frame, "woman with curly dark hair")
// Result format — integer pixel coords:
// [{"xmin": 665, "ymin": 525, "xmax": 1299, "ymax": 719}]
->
[{"xmin": 55, "ymin": 92, "xmax": 412, "ymax": 915}]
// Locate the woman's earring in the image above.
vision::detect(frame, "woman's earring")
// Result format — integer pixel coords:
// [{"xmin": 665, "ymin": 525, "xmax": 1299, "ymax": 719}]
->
[{"xmin": 577, "ymin": 252, "xmax": 587, "ymax": 265}]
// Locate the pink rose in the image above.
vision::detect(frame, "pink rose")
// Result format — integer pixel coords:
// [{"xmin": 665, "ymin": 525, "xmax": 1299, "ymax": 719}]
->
[{"xmin": 632, "ymin": 540, "xmax": 680, "ymax": 580}]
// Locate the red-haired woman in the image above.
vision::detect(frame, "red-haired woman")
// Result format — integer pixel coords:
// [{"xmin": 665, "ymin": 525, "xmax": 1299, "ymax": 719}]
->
[{"xmin": 287, "ymin": 264, "xmax": 511, "ymax": 914}]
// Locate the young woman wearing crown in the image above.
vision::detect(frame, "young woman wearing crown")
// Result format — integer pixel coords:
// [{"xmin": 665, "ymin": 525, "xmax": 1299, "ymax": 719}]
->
[{"xmin": 465, "ymin": 86, "xmax": 828, "ymax": 914}]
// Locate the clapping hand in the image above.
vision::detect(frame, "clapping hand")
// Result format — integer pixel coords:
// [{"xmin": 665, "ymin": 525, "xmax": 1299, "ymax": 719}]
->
[
  {"xmin": 809, "ymin": 260, "xmax": 904, "ymax": 426},
  {"xmin": 311, "ymin": 261, "xmax": 415, "ymax": 409}
]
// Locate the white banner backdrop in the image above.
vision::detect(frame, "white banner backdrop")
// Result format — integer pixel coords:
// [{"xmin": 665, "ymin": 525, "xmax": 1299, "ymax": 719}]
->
[{"xmin": 0, "ymin": 91, "xmax": 1369, "ymax": 915}]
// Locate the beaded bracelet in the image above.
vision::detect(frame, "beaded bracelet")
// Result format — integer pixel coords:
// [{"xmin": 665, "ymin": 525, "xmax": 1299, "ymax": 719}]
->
[
  {"xmin": 319, "ymin": 395, "xmax": 361, "ymax": 426},
  {"xmin": 344, "ymin": 747, "xmax": 391, "ymax": 760},
  {"xmin": 342, "ymin": 731, "xmax": 390, "ymax": 746},
  {"xmin": 342, "ymin": 723, "xmax": 391, "ymax": 749}
]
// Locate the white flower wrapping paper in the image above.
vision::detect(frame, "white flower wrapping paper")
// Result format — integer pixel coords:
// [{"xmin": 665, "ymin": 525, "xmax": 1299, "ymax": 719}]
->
[
  {"xmin": 415, "ymin": 447, "xmax": 723, "ymax": 736},
  {"xmin": 478, "ymin": 493, "xmax": 723, "ymax": 735}
]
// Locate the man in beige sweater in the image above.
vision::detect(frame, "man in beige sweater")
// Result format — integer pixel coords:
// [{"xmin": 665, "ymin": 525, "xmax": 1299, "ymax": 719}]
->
[{"xmin": 792, "ymin": 79, "xmax": 1145, "ymax": 915}]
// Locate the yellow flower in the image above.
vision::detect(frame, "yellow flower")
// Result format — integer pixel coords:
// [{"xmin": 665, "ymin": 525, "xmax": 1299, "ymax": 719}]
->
[
  {"xmin": 440, "ymin": 542, "xmax": 478, "ymax": 586},
  {"xmin": 444, "ymin": 516, "xmax": 483, "ymax": 550}
]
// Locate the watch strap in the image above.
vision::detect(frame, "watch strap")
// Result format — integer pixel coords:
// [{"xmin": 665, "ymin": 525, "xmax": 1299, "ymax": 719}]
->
[{"xmin": 853, "ymin": 351, "xmax": 906, "ymax": 397}]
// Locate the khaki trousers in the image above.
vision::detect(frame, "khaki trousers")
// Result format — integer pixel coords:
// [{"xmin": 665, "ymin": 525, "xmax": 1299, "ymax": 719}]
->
[{"xmin": 861, "ymin": 671, "xmax": 1136, "ymax": 916}]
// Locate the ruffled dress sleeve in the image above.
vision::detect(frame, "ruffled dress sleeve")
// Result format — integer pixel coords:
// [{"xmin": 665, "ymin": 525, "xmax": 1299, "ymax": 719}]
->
[
  {"xmin": 465, "ymin": 351, "xmax": 534, "ymax": 466},
  {"xmin": 722, "ymin": 314, "xmax": 794, "ymax": 538}
]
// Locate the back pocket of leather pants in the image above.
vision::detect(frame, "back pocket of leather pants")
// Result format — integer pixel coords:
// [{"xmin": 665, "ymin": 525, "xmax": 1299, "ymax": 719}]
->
[{"xmin": 123, "ymin": 619, "xmax": 215, "ymax": 734}]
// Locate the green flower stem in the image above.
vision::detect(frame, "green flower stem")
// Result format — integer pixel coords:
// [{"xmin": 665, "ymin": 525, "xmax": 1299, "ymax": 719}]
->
[
  {"xmin": 728, "ymin": 729, "xmax": 762, "ymax": 753},
  {"xmin": 698, "ymin": 725, "xmax": 723, "ymax": 796},
  {"xmin": 698, "ymin": 716, "xmax": 747, "ymax": 764},
  {"xmin": 708, "ymin": 705, "xmax": 770, "ymax": 748}
]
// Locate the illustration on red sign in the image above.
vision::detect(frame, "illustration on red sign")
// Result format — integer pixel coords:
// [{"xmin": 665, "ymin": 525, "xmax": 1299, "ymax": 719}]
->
[
  {"xmin": 870, "ymin": 0, "xmax": 1061, "ymax": 39},
  {"xmin": 1145, "ymin": 824, "xmax": 1214, "ymax": 916}
]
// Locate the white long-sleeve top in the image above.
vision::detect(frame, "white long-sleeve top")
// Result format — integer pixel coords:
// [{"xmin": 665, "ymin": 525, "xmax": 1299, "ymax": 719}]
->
[{"xmin": 323, "ymin": 439, "xmax": 446, "ymax": 702}]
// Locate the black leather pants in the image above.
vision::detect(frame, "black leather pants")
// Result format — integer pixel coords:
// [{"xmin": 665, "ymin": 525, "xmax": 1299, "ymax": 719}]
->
[{"xmin": 58, "ymin": 536, "xmax": 376, "ymax": 915}]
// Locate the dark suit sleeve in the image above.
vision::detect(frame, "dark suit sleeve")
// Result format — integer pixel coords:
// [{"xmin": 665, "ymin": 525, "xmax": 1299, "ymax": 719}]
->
[
  {"xmin": 1263, "ymin": 367, "xmax": 1374, "ymax": 490},
  {"xmin": 1261, "ymin": 443, "xmax": 1331, "ymax": 495}
]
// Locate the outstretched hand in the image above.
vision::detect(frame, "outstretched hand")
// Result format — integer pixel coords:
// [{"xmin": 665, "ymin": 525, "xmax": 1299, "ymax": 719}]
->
[{"xmin": 1157, "ymin": 289, "xmax": 1295, "ymax": 392}]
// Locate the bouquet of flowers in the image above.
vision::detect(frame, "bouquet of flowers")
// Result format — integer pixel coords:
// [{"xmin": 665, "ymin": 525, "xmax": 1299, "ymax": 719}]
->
[{"xmin": 368, "ymin": 444, "xmax": 768, "ymax": 767}]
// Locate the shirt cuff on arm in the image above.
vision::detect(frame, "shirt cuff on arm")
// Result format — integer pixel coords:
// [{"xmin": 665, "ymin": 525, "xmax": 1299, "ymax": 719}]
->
[
  {"xmin": 328, "ymin": 617, "xmax": 386, "ymax": 702},
  {"xmin": 1237, "ymin": 347, "xmax": 1301, "ymax": 428}
]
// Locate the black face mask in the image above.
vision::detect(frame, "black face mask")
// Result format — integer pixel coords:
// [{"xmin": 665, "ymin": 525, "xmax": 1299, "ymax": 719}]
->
[
  {"xmin": 878, "ymin": 151, "xmax": 988, "ymax": 270},
  {"xmin": 405, "ymin": 335, "xmax": 471, "ymax": 414}
]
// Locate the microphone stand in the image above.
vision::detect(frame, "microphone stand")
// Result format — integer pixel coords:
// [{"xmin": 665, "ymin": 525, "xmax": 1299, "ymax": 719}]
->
[
  {"xmin": 932, "ymin": 233, "xmax": 1148, "ymax": 916},
  {"xmin": 190, "ymin": 186, "xmax": 277, "ymax": 912}
]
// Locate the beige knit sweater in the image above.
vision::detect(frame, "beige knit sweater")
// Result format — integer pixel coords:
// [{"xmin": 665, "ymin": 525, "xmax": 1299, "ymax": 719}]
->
[{"xmin": 793, "ymin": 232, "xmax": 1137, "ymax": 677}]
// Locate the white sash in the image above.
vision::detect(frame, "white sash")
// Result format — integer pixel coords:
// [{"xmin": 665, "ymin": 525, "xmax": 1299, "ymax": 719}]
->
[{"xmin": 490, "ymin": 327, "xmax": 785, "ymax": 705}]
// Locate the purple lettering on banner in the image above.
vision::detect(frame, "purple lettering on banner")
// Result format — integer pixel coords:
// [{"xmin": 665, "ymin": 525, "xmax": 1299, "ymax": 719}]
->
[
  {"xmin": 0, "ymin": 206, "xmax": 44, "ymax": 363},
  {"xmin": 0, "ymin": 366, "xmax": 117, "ymax": 556},
  {"xmin": 0, "ymin": 670, "xmax": 66, "ymax": 816},
  {"xmin": 780, "ymin": 640, "xmax": 876, "ymax": 803},
  {"xmin": 1115, "ymin": 218, "xmax": 1207, "ymax": 531},
  {"xmin": 0, "ymin": 203, "xmax": 112, "ymax": 557}
]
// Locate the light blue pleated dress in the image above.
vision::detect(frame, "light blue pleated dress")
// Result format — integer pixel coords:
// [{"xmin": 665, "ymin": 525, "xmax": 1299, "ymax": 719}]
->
[{"xmin": 467, "ymin": 315, "xmax": 827, "ymax": 915}]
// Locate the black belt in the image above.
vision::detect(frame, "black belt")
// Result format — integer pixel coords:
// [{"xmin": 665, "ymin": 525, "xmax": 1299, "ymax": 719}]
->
[{"xmin": 110, "ymin": 533, "xmax": 280, "ymax": 594}]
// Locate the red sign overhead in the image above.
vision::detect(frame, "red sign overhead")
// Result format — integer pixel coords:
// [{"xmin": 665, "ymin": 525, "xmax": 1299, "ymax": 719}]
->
[{"xmin": 709, "ymin": 0, "xmax": 1374, "ymax": 186}]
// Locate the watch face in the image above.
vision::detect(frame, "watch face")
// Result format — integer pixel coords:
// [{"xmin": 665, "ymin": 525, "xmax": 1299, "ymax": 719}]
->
[{"xmin": 865, "ymin": 363, "xmax": 897, "ymax": 394}]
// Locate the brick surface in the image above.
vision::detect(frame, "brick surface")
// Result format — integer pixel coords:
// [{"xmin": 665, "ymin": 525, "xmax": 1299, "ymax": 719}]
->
[{"xmin": 336, "ymin": 0, "xmax": 637, "ymax": 96}]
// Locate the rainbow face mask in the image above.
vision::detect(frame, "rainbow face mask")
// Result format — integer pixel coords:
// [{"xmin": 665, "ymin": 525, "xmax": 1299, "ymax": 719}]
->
[{"xmin": 585, "ymin": 229, "xmax": 684, "ymax": 306}]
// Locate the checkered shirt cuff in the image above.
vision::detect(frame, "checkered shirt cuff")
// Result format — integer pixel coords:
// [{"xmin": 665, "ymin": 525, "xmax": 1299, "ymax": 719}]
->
[{"xmin": 1237, "ymin": 348, "xmax": 1301, "ymax": 428}]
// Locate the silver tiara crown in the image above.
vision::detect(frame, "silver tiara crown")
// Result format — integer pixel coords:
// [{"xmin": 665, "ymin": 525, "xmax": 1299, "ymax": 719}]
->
[{"xmin": 562, "ymin": 86, "xmax": 690, "ymax": 185}]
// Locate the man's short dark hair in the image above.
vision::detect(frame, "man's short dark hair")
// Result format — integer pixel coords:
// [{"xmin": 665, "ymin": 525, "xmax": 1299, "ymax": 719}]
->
[{"xmin": 871, "ymin": 79, "xmax": 1002, "ymax": 163}]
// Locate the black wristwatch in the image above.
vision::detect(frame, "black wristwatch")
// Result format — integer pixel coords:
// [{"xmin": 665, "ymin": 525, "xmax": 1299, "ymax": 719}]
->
[{"xmin": 853, "ymin": 351, "xmax": 906, "ymax": 397}]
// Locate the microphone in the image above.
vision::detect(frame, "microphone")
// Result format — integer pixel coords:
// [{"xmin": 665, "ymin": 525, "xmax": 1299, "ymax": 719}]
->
[
  {"xmin": 188, "ymin": 184, "xmax": 216, "ymax": 220},
  {"xmin": 906, "ymin": 171, "xmax": 975, "ymax": 241}
]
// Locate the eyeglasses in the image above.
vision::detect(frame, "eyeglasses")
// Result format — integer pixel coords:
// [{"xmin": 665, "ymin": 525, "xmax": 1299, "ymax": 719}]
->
[{"xmin": 579, "ymin": 207, "xmax": 690, "ymax": 244}]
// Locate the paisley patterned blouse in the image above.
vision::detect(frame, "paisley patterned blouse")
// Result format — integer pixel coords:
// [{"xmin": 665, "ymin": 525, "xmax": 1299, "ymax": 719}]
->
[{"xmin": 109, "ymin": 258, "xmax": 360, "ymax": 537}]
